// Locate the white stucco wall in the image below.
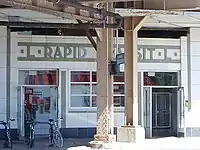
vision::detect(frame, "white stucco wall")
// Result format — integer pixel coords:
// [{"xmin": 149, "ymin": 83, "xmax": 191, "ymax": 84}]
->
[
  {"xmin": 0, "ymin": 26, "xmax": 7, "ymax": 125},
  {"xmin": 8, "ymin": 33, "xmax": 187, "ymax": 130},
  {"xmin": 186, "ymin": 28, "xmax": 200, "ymax": 128}
]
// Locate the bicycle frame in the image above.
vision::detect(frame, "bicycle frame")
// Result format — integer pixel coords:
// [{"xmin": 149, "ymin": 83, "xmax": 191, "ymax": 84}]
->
[
  {"xmin": 0, "ymin": 119, "xmax": 15, "ymax": 149},
  {"xmin": 25, "ymin": 118, "xmax": 62, "ymax": 148},
  {"xmin": 26, "ymin": 120, "xmax": 37, "ymax": 148}
]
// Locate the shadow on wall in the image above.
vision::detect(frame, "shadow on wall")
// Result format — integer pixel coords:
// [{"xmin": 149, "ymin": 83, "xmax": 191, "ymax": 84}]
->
[{"xmin": 60, "ymin": 127, "xmax": 118, "ymax": 138}]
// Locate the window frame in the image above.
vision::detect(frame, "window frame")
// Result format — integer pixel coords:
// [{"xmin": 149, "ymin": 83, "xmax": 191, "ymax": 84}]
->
[{"xmin": 69, "ymin": 70, "xmax": 125, "ymax": 112}]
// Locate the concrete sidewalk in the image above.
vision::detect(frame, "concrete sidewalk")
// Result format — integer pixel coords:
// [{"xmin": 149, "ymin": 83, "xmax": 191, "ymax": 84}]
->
[
  {"xmin": 67, "ymin": 137, "xmax": 200, "ymax": 150},
  {"xmin": 0, "ymin": 138, "xmax": 92, "ymax": 150},
  {"xmin": 1, "ymin": 137, "xmax": 200, "ymax": 150}
]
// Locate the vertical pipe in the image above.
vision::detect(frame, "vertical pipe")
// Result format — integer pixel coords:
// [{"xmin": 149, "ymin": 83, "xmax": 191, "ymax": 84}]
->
[{"xmin": 6, "ymin": 27, "xmax": 11, "ymax": 122}]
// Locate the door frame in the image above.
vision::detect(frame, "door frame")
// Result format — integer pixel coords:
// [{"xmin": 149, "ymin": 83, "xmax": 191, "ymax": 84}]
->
[
  {"xmin": 143, "ymin": 87, "xmax": 181, "ymax": 138},
  {"xmin": 177, "ymin": 87, "xmax": 186, "ymax": 137},
  {"xmin": 143, "ymin": 87, "xmax": 153, "ymax": 138},
  {"xmin": 17, "ymin": 85, "xmax": 59, "ymax": 137}
]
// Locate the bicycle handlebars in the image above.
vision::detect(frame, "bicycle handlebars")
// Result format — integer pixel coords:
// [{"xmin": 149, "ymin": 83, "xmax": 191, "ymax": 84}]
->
[
  {"xmin": 27, "ymin": 118, "xmax": 63, "ymax": 125},
  {"xmin": 0, "ymin": 119, "xmax": 15, "ymax": 124}
]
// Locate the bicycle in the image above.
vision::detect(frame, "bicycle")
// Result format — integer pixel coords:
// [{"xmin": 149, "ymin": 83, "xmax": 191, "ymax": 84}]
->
[
  {"xmin": 0, "ymin": 119, "xmax": 15, "ymax": 149},
  {"xmin": 26, "ymin": 119, "xmax": 37, "ymax": 148},
  {"xmin": 48, "ymin": 118, "xmax": 63, "ymax": 148},
  {"xmin": 26, "ymin": 118, "xmax": 63, "ymax": 148}
]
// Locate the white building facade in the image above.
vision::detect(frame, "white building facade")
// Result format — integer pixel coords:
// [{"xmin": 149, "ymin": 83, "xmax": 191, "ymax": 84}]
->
[{"xmin": 0, "ymin": 26, "xmax": 199, "ymax": 139}]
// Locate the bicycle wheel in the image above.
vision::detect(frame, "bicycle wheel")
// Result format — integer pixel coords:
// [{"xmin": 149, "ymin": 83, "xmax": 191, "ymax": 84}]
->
[
  {"xmin": 53, "ymin": 130, "xmax": 63, "ymax": 148},
  {"xmin": 29, "ymin": 129, "xmax": 34, "ymax": 148},
  {"xmin": 3, "ymin": 133, "xmax": 12, "ymax": 149},
  {"xmin": 7, "ymin": 133, "xmax": 12, "ymax": 149}
]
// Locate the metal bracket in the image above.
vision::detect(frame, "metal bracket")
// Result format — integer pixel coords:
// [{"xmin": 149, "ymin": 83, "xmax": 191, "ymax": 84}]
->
[{"xmin": 77, "ymin": 19, "xmax": 97, "ymax": 50}]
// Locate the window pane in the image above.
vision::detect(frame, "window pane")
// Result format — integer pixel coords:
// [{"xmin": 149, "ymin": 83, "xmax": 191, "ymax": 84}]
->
[
  {"xmin": 114, "ymin": 72, "xmax": 124, "ymax": 82},
  {"xmin": 71, "ymin": 96, "xmax": 90, "ymax": 107},
  {"xmin": 92, "ymin": 96, "xmax": 125, "ymax": 107},
  {"xmin": 114, "ymin": 84, "xmax": 124, "ymax": 94},
  {"xmin": 114, "ymin": 96, "xmax": 125, "ymax": 107},
  {"xmin": 92, "ymin": 96, "xmax": 96, "ymax": 107},
  {"xmin": 71, "ymin": 84, "xmax": 90, "ymax": 94},
  {"xmin": 92, "ymin": 72, "xmax": 96, "ymax": 82},
  {"xmin": 92, "ymin": 84, "xmax": 97, "ymax": 94},
  {"xmin": 144, "ymin": 72, "xmax": 178, "ymax": 86},
  {"xmin": 19, "ymin": 70, "xmax": 57, "ymax": 85},
  {"xmin": 71, "ymin": 71, "xmax": 90, "ymax": 82}
]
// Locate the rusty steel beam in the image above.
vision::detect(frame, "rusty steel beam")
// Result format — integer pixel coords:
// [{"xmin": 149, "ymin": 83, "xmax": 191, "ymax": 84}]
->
[
  {"xmin": 0, "ymin": 0, "xmax": 122, "ymax": 28},
  {"xmin": 0, "ymin": 20, "xmax": 121, "ymax": 28},
  {"xmin": 0, "ymin": 0, "xmax": 101, "ymax": 21},
  {"xmin": 74, "ymin": 0, "xmax": 137, "ymax": 3},
  {"xmin": 48, "ymin": 0, "xmax": 122, "ymax": 27}
]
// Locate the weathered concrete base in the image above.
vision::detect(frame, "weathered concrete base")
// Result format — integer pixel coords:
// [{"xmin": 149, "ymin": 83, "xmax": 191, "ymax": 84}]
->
[
  {"xmin": 89, "ymin": 134, "xmax": 116, "ymax": 149},
  {"xmin": 117, "ymin": 126, "xmax": 145, "ymax": 143},
  {"xmin": 93, "ymin": 134, "xmax": 116, "ymax": 142}
]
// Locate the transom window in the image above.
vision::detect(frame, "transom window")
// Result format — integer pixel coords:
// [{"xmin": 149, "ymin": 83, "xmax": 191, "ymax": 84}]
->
[
  {"xmin": 19, "ymin": 70, "xmax": 58, "ymax": 85},
  {"xmin": 70, "ymin": 71, "xmax": 124, "ymax": 108},
  {"xmin": 144, "ymin": 72, "xmax": 178, "ymax": 86}
]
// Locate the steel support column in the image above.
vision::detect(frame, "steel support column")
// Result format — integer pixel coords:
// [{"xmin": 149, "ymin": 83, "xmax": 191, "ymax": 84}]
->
[
  {"xmin": 94, "ymin": 3, "xmax": 116, "ymax": 142},
  {"xmin": 124, "ymin": 16, "xmax": 147, "ymax": 126},
  {"xmin": 116, "ymin": 16, "xmax": 147, "ymax": 143}
]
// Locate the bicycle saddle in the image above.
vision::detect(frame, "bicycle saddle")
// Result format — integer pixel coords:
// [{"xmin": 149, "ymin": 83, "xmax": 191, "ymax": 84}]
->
[
  {"xmin": 26, "ymin": 120, "xmax": 32, "ymax": 124},
  {"xmin": 49, "ymin": 119, "xmax": 54, "ymax": 122}
]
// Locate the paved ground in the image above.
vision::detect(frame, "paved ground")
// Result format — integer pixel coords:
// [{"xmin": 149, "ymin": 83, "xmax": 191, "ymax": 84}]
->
[
  {"xmin": 68, "ymin": 137, "xmax": 200, "ymax": 150},
  {"xmin": 0, "ymin": 138, "xmax": 92, "ymax": 150},
  {"xmin": 2, "ymin": 137, "xmax": 200, "ymax": 150}
]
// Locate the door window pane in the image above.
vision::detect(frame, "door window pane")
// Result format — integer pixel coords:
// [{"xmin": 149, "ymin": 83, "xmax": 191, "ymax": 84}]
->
[
  {"xmin": 71, "ymin": 84, "xmax": 90, "ymax": 94},
  {"xmin": 70, "ymin": 96, "xmax": 90, "ymax": 107},
  {"xmin": 71, "ymin": 71, "xmax": 90, "ymax": 82},
  {"xmin": 19, "ymin": 70, "xmax": 58, "ymax": 85}
]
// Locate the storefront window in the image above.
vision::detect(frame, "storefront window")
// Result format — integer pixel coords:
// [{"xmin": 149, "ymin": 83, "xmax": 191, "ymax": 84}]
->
[
  {"xmin": 71, "ymin": 71, "xmax": 90, "ymax": 82},
  {"xmin": 70, "ymin": 71, "xmax": 125, "ymax": 108},
  {"xmin": 114, "ymin": 72, "xmax": 124, "ymax": 82},
  {"xmin": 70, "ymin": 96, "xmax": 90, "ymax": 107},
  {"xmin": 92, "ymin": 84, "xmax": 97, "ymax": 94},
  {"xmin": 71, "ymin": 84, "xmax": 90, "ymax": 94},
  {"xmin": 114, "ymin": 96, "xmax": 125, "ymax": 107},
  {"xmin": 92, "ymin": 96, "xmax": 96, "ymax": 107},
  {"xmin": 114, "ymin": 84, "xmax": 124, "ymax": 94},
  {"xmin": 144, "ymin": 72, "xmax": 178, "ymax": 86},
  {"xmin": 19, "ymin": 70, "xmax": 58, "ymax": 85},
  {"xmin": 92, "ymin": 72, "xmax": 97, "ymax": 82}
]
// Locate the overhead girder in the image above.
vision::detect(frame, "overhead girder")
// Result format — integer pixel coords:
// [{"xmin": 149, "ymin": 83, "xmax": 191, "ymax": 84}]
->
[
  {"xmin": 76, "ymin": 0, "xmax": 200, "ymax": 11},
  {"xmin": 0, "ymin": 20, "xmax": 121, "ymax": 28},
  {"xmin": 0, "ymin": 0, "xmax": 122, "ymax": 28},
  {"xmin": 73, "ymin": 0, "xmax": 137, "ymax": 3},
  {"xmin": 144, "ymin": 0, "xmax": 200, "ymax": 10}
]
